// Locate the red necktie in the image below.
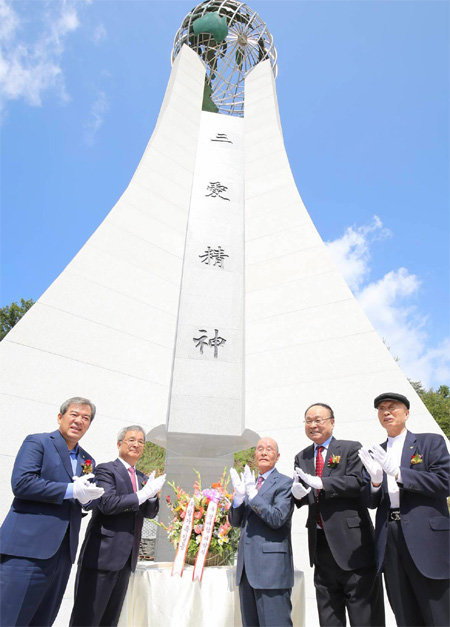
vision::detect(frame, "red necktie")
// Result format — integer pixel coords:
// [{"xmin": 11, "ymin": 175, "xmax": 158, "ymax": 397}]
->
[
  {"xmin": 315, "ymin": 446, "xmax": 324, "ymax": 527},
  {"xmin": 256, "ymin": 476, "xmax": 265, "ymax": 490},
  {"xmin": 128, "ymin": 467, "xmax": 137, "ymax": 492}
]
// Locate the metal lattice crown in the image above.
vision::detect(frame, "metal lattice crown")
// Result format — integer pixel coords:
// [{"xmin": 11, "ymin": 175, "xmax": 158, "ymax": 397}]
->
[{"xmin": 172, "ymin": 1, "xmax": 277, "ymax": 117}]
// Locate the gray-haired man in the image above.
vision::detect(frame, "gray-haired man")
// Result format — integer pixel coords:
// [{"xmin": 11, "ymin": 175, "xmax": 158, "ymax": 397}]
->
[
  {"xmin": 0, "ymin": 396, "xmax": 103, "ymax": 626},
  {"xmin": 69, "ymin": 425, "xmax": 165, "ymax": 627}
]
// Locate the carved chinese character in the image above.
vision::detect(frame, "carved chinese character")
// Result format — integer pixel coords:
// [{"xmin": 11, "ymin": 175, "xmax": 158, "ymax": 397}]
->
[
  {"xmin": 199, "ymin": 246, "xmax": 229, "ymax": 269},
  {"xmin": 205, "ymin": 181, "xmax": 230, "ymax": 201},
  {"xmin": 211, "ymin": 133, "xmax": 232, "ymax": 144},
  {"xmin": 193, "ymin": 329, "xmax": 227, "ymax": 358}
]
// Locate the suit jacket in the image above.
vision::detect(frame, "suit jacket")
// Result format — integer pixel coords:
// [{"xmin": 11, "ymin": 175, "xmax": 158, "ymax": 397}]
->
[
  {"xmin": 0, "ymin": 430, "xmax": 94, "ymax": 562},
  {"xmin": 294, "ymin": 437, "xmax": 376, "ymax": 571},
  {"xmin": 77, "ymin": 459, "xmax": 159, "ymax": 572},
  {"xmin": 228, "ymin": 468, "xmax": 294, "ymax": 590},
  {"xmin": 362, "ymin": 430, "xmax": 450, "ymax": 580}
]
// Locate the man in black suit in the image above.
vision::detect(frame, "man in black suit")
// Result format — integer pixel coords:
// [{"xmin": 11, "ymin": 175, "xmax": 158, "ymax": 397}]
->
[
  {"xmin": 360, "ymin": 392, "xmax": 450, "ymax": 627},
  {"xmin": 229, "ymin": 437, "xmax": 295, "ymax": 627},
  {"xmin": 292, "ymin": 402, "xmax": 384, "ymax": 627},
  {"xmin": 69, "ymin": 425, "xmax": 165, "ymax": 627}
]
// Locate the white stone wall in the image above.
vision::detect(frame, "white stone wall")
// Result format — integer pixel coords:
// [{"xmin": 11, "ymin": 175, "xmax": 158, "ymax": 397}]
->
[
  {"xmin": 167, "ymin": 111, "xmax": 245, "ymax": 439},
  {"xmin": 243, "ymin": 59, "xmax": 446, "ymax": 626},
  {"xmin": 0, "ymin": 45, "xmax": 206, "ymax": 520}
]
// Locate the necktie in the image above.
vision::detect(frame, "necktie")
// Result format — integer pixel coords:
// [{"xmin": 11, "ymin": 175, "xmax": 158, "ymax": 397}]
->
[
  {"xmin": 315, "ymin": 446, "xmax": 324, "ymax": 527},
  {"xmin": 256, "ymin": 475, "xmax": 265, "ymax": 490},
  {"xmin": 315, "ymin": 446, "xmax": 325, "ymax": 477},
  {"xmin": 128, "ymin": 467, "xmax": 137, "ymax": 492}
]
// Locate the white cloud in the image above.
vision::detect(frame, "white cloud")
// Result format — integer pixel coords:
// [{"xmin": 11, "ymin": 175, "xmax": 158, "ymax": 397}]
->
[
  {"xmin": 93, "ymin": 24, "xmax": 107, "ymax": 45},
  {"xmin": 326, "ymin": 215, "xmax": 391, "ymax": 291},
  {"xmin": 83, "ymin": 90, "xmax": 108, "ymax": 145},
  {"xmin": 327, "ymin": 218, "xmax": 450, "ymax": 388},
  {"xmin": 0, "ymin": 0, "xmax": 87, "ymax": 118}
]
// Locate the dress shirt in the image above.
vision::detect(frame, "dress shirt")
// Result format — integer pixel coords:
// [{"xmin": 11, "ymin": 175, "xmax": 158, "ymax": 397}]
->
[
  {"xmin": 370, "ymin": 429, "xmax": 406, "ymax": 507},
  {"xmin": 385, "ymin": 430, "xmax": 406, "ymax": 508},
  {"xmin": 64, "ymin": 444, "xmax": 80, "ymax": 500},
  {"xmin": 314, "ymin": 436, "xmax": 333, "ymax": 462}
]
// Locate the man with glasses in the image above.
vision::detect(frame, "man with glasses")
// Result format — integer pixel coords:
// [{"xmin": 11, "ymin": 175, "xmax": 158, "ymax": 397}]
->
[
  {"xmin": 292, "ymin": 403, "xmax": 384, "ymax": 626},
  {"xmin": 69, "ymin": 425, "xmax": 165, "ymax": 626},
  {"xmin": 360, "ymin": 392, "xmax": 449, "ymax": 627}
]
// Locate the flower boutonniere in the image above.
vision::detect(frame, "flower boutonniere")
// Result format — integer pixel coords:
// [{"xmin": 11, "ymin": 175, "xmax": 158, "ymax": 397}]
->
[
  {"xmin": 410, "ymin": 453, "xmax": 423, "ymax": 465},
  {"xmin": 81, "ymin": 459, "xmax": 93, "ymax": 474},
  {"xmin": 327, "ymin": 454, "xmax": 341, "ymax": 468}
]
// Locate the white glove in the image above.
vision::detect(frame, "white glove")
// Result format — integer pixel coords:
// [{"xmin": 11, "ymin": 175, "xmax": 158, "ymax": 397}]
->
[
  {"xmin": 358, "ymin": 448, "xmax": 383, "ymax": 485},
  {"xmin": 371, "ymin": 444, "xmax": 400, "ymax": 478},
  {"xmin": 243, "ymin": 465, "xmax": 258, "ymax": 501},
  {"xmin": 72, "ymin": 474, "xmax": 104, "ymax": 505},
  {"xmin": 296, "ymin": 468, "xmax": 323, "ymax": 491},
  {"xmin": 137, "ymin": 472, "xmax": 166, "ymax": 505},
  {"xmin": 291, "ymin": 471, "xmax": 311, "ymax": 499},
  {"xmin": 230, "ymin": 468, "xmax": 246, "ymax": 505}
]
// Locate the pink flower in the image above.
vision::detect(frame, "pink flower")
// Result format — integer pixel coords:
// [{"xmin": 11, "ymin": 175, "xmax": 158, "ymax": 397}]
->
[{"xmin": 194, "ymin": 524, "xmax": 203, "ymax": 534}]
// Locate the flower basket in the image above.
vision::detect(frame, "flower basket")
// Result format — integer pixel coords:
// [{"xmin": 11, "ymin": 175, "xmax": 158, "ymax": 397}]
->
[
  {"xmin": 185, "ymin": 552, "xmax": 228, "ymax": 567},
  {"xmin": 157, "ymin": 469, "xmax": 239, "ymax": 567}
]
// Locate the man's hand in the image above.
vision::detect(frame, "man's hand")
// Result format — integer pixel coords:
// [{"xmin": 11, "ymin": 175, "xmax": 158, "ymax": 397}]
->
[
  {"xmin": 371, "ymin": 444, "xmax": 400, "ymax": 479},
  {"xmin": 72, "ymin": 474, "xmax": 104, "ymax": 505},
  {"xmin": 358, "ymin": 447, "xmax": 383, "ymax": 485},
  {"xmin": 296, "ymin": 468, "xmax": 323, "ymax": 491},
  {"xmin": 137, "ymin": 472, "xmax": 166, "ymax": 505},
  {"xmin": 243, "ymin": 465, "xmax": 258, "ymax": 501},
  {"xmin": 230, "ymin": 468, "xmax": 246, "ymax": 506},
  {"xmin": 291, "ymin": 470, "xmax": 311, "ymax": 499}
]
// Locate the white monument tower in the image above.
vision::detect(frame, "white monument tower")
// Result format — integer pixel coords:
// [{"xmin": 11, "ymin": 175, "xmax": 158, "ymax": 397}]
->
[{"xmin": 0, "ymin": 1, "xmax": 445, "ymax": 623}]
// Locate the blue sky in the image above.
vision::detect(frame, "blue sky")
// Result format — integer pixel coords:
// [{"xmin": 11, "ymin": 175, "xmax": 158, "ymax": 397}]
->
[{"xmin": 1, "ymin": 0, "xmax": 449, "ymax": 388}]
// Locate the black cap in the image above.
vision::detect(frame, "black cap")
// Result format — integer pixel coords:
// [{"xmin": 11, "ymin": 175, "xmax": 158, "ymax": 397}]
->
[{"xmin": 374, "ymin": 392, "xmax": 410, "ymax": 410}]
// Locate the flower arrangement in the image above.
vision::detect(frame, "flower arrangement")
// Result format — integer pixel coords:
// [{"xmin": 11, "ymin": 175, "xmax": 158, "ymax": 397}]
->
[
  {"xmin": 410, "ymin": 453, "xmax": 423, "ymax": 465},
  {"xmin": 327, "ymin": 454, "xmax": 341, "ymax": 468},
  {"xmin": 159, "ymin": 469, "xmax": 240, "ymax": 565}
]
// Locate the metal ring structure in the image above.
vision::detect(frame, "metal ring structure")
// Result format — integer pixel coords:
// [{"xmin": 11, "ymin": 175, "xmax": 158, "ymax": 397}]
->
[{"xmin": 172, "ymin": 1, "xmax": 277, "ymax": 117}]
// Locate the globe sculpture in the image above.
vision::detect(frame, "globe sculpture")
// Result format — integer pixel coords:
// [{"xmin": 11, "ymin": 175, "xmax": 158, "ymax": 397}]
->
[{"xmin": 172, "ymin": 0, "xmax": 277, "ymax": 116}]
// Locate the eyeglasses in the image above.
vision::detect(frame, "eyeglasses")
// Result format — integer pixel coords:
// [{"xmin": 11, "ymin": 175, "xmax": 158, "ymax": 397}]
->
[
  {"xmin": 303, "ymin": 417, "xmax": 332, "ymax": 426},
  {"xmin": 122, "ymin": 438, "xmax": 145, "ymax": 447}
]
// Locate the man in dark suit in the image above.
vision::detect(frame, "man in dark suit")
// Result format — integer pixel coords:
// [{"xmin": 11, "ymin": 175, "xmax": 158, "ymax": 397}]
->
[
  {"xmin": 0, "ymin": 396, "xmax": 103, "ymax": 626},
  {"xmin": 292, "ymin": 402, "xmax": 384, "ymax": 627},
  {"xmin": 359, "ymin": 392, "xmax": 450, "ymax": 627},
  {"xmin": 229, "ymin": 437, "xmax": 294, "ymax": 627},
  {"xmin": 69, "ymin": 424, "xmax": 165, "ymax": 627}
]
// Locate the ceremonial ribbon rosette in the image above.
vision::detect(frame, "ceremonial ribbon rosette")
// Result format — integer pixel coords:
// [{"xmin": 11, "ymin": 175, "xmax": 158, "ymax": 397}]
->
[{"xmin": 158, "ymin": 469, "xmax": 239, "ymax": 581}]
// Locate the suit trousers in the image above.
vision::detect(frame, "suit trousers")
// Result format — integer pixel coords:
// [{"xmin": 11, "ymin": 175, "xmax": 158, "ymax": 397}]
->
[
  {"xmin": 69, "ymin": 556, "xmax": 132, "ymax": 627},
  {"xmin": 239, "ymin": 568, "xmax": 292, "ymax": 627},
  {"xmin": 314, "ymin": 530, "xmax": 385, "ymax": 627},
  {"xmin": 383, "ymin": 519, "xmax": 450, "ymax": 627},
  {"xmin": 0, "ymin": 530, "xmax": 72, "ymax": 626}
]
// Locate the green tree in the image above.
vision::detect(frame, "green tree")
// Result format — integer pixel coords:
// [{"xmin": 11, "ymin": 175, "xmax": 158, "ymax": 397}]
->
[
  {"xmin": 410, "ymin": 380, "xmax": 450, "ymax": 438},
  {"xmin": 0, "ymin": 298, "xmax": 34, "ymax": 341},
  {"xmin": 136, "ymin": 443, "xmax": 258, "ymax": 476}
]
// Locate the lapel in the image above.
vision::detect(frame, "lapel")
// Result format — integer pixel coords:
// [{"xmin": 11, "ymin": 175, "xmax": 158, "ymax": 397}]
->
[
  {"xmin": 258, "ymin": 467, "xmax": 278, "ymax": 498},
  {"xmin": 50, "ymin": 430, "xmax": 74, "ymax": 479},
  {"xmin": 380, "ymin": 439, "xmax": 389, "ymax": 491},
  {"xmin": 76, "ymin": 447, "xmax": 90, "ymax": 476},
  {"xmin": 321, "ymin": 437, "xmax": 336, "ymax": 478},
  {"xmin": 401, "ymin": 430, "xmax": 416, "ymax": 468},
  {"xmin": 114, "ymin": 458, "xmax": 135, "ymax": 493},
  {"xmin": 304, "ymin": 444, "xmax": 315, "ymax": 475}
]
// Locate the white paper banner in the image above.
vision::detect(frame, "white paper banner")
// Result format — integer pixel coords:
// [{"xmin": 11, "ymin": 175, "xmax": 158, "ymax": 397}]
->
[
  {"xmin": 192, "ymin": 500, "xmax": 218, "ymax": 582},
  {"xmin": 172, "ymin": 497, "xmax": 195, "ymax": 577}
]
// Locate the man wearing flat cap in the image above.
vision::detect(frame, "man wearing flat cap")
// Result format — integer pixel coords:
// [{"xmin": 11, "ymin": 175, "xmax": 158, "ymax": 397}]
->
[{"xmin": 359, "ymin": 392, "xmax": 450, "ymax": 627}]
